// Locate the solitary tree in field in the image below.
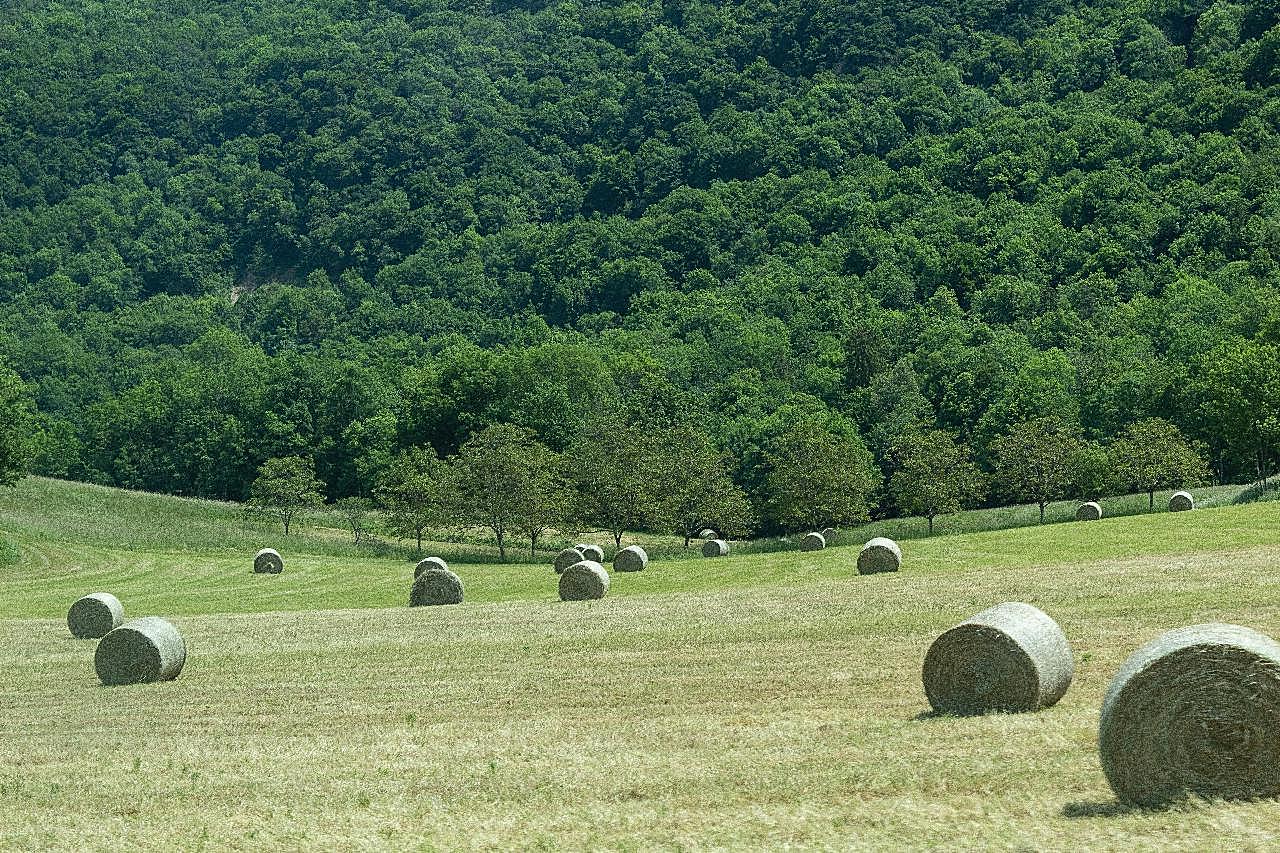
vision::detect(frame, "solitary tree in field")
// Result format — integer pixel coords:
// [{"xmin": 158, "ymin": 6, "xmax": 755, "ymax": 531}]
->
[
  {"xmin": 990, "ymin": 418, "xmax": 1083, "ymax": 523},
  {"xmin": 1196, "ymin": 338, "xmax": 1280, "ymax": 486},
  {"xmin": 0, "ymin": 364, "xmax": 36, "ymax": 488},
  {"xmin": 571, "ymin": 421, "xmax": 667, "ymax": 550},
  {"xmin": 375, "ymin": 447, "xmax": 445, "ymax": 554},
  {"xmin": 889, "ymin": 430, "xmax": 985, "ymax": 534},
  {"xmin": 248, "ymin": 456, "xmax": 325, "ymax": 535},
  {"xmin": 760, "ymin": 420, "xmax": 881, "ymax": 532},
  {"xmin": 334, "ymin": 496, "xmax": 374, "ymax": 545},
  {"xmin": 657, "ymin": 426, "xmax": 755, "ymax": 547},
  {"xmin": 1110, "ymin": 418, "xmax": 1211, "ymax": 509}
]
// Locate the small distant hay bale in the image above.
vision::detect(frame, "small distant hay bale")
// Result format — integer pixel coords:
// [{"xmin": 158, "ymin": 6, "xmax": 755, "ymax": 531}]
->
[
  {"xmin": 613, "ymin": 545, "xmax": 648, "ymax": 572},
  {"xmin": 1169, "ymin": 491, "xmax": 1195, "ymax": 512},
  {"xmin": 698, "ymin": 528, "xmax": 716, "ymax": 540},
  {"xmin": 253, "ymin": 548, "xmax": 283, "ymax": 574},
  {"xmin": 702, "ymin": 539, "xmax": 729, "ymax": 557},
  {"xmin": 409, "ymin": 567, "xmax": 464, "ymax": 606},
  {"xmin": 922, "ymin": 602, "xmax": 1074, "ymax": 716},
  {"xmin": 94, "ymin": 617, "xmax": 186, "ymax": 686},
  {"xmin": 67, "ymin": 593, "xmax": 124, "ymax": 639},
  {"xmin": 559, "ymin": 560, "xmax": 609, "ymax": 601},
  {"xmin": 1076, "ymin": 501, "xmax": 1103, "ymax": 521},
  {"xmin": 554, "ymin": 547, "xmax": 585, "ymax": 574},
  {"xmin": 800, "ymin": 532, "xmax": 826, "ymax": 552},
  {"xmin": 857, "ymin": 537, "xmax": 901, "ymax": 574},
  {"xmin": 1098, "ymin": 623, "xmax": 1280, "ymax": 807},
  {"xmin": 821, "ymin": 527, "xmax": 836, "ymax": 541},
  {"xmin": 576, "ymin": 543, "xmax": 605, "ymax": 562},
  {"xmin": 414, "ymin": 556, "xmax": 449, "ymax": 579}
]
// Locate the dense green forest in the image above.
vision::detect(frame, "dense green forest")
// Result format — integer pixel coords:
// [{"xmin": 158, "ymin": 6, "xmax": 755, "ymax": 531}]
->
[{"xmin": 0, "ymin": 0, "xmax": 1278, "ymax": 529}]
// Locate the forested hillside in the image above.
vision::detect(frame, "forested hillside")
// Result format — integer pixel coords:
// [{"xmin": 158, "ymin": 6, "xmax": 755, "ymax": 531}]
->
[{"xmin": 0, "ymin": 0, "xmax": 1277, "ymax": 520}]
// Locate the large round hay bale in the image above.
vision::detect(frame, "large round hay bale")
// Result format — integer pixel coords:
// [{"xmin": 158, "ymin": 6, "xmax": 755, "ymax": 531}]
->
[
  {"xmin": 559, "ymin": 560, "xmax": 609, "ymax": 601},
  {"xmin": 554, "ymin": 547, "xmax": 585, "ymax": 574},
  {"xmin": 409, "ymin": 567, "xmax": 464, "ymax": 606},
  {"xmin": 613, "ymin": 545, "xmax": 648, "ymax": 573},
  {"xmin": 414, "ymin": 556, "xmax": 449, "ymax": 579},
  {"xmin": 576, "ymin": 543, "xmax": 605, "ymax": 562},
  {"xmin": 1098, "ymin": 623, "xmax": 1280, "ymax": 807},
  {"xmin": 1076, "ymin": 501, "xmax": 1103, "ymax": 521},
  {"xmin": 923, "ymin": 602, "xmax": 1073, "ymax": 716},
  {"xmin": 857, "ymin": 537, "xmax": 901, "ymax": 574},
  {"xmin": 800, "ymin": 532, "xmax": 826, "ymax": 552},
  {"xmin": 698, "ymin": 528, "xmax": 716, "ymax": 540},
  {"xmin": 67, "ymin": 593, "xmax": 124, "ymax": 639},
  {"xmin": 253, "ymin": 548, "xmax": 283, "ymax": 574},
  {"xmin": 94, "ymin": 617, "xmax": 186, "ymax": 686},
  {"xmin": 702, "ymin": 539, "xmax": 729, "ymax": 558},
  {"xmin": 820, "ymin": 527, "xmax": 836, "ymax": 541},
  {"xmin": 1169, "ymin": 491, "xmax": 1195, "ymax": 512}
]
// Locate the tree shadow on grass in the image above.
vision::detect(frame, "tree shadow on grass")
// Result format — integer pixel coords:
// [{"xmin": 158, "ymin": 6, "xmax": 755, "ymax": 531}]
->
[{"xmin": 1061, "ymin": 800, "xmax": 1139, "ymax": 818}]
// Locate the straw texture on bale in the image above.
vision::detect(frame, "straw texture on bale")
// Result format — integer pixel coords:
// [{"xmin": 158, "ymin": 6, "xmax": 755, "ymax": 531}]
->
[
  {"xmin": 613, "ymin": 545, "xmax": 648, "ymax": 572},
  {"xmin": 820, "ymin": 527, "xmax": 836, "ymax": 541},
  {"xmin": 94, "ymin": 617, "xmax": 186, "ymax": 686},
  {"xmin": 1098, "ymin": 623, "xmax": 1280, "ymax": 807},
  {"xmin": 698, "ymin": 528, "xmax": 716, "ymax": 539},
  {"xmin": 559, "ymin": 560, "xmax": 609, "ymax": 601},
  {"xmin": 67, "ymin": 592, "xmax": 124, "ymax": 639},
  {"xmin": 409, "ymin": 567, "xmax": 464, "ymax": 606},
  {"xmin": 1076, "ymin": 501, "xmax": 1103, "ymax": 521},
  {"xmin": 554, "ymin": 547, "xmax": 585, "ymax": 574},
  {"xmin": 253, "ymin": 548, "xmax": 284, "ymax": 574},
  {"xmin": 857, "ymin": 537, "xmax": 901, "ymax": 574},
  {"xmin": 575, "ymin": 543, "xmax": 605, "ymax": 563},
  {"xmin": 922, "ymin": 602, "xmax": 1074, "ymax": 716},
  {"xmin": 414, "ymin": 556, "xmax": 449, "ymax": 579},
  {"xmin": 1169, "ymin": 490, "xmax": 1195, "ymax": 512},
  {"xmin": 800, "ymin": 532, "xmax": 826, "ymax": 552},
  {"xmin": 702, "ymin": 539, "xmax": 729, "ymax": 557}
]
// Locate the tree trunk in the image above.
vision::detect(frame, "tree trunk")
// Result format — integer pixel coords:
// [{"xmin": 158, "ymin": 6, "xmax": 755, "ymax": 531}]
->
[
  {"xmin": 614, "ymin": 531, "xmax": 622, "ymax": 550},
  {"xmin": 530, "ymin": 533, "xmax": 537, "ymax": 558},
  {"xmin": 684, "ymin": 533, "xmax": 691, "ymax": 549},
  {"xmin": 284, "ymin": 515, "xmax": 291, "ymax": 536},
  {"xmin": 497, "ymin": 528, "xmax": 506, "ymax": 561},
  {"xmin": 1148, "ymin": 490, "xmax": 1154, "ymax": 510},
  {"xmin": 1039, "ymin": 502, "xmax": 1046, "ymax": 523},
  {"xmin": 416, "ymin": 529, "xmax": 423, "ymax": 555},
  {"xmin": 927, "ymin": 515, "xmax": 934, "ymax": 535}
]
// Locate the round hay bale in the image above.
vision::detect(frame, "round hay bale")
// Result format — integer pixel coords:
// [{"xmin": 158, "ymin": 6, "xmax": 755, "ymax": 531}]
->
[
  {"xmin": 554, "ymin": 547, "xmax": 585, "ymax": 574},
  {"xmin": 857, "ymin": 537, "xmax": 901, "ymax": 574},
  {"xmin": 1169, "ymin": 491, "xmax": 1195, "ymax": 512},
  {"xmin": 698, "ymin": 528, "xmax": 716, "ymax": 540},
  {"xmin": 1098, "ymin": 623, "xmax": 1280, "ymax": 807},
  {"xmin": 702, "ymin": 539, "xmax": 729, "ymax": 558},
  {"xmin": 409, "ymin": 567, "xmax": 464, "ymax": 606},
  {"xmin": 1076, "ymin": 501, "xmax": 1103, "ymax": 521},
  {"xmin": 67, "ymin": 592, "xmax": 124, "ymax": 639},
  {"xmin": 94, "ymin": 617, "xmax": 186, "ymax": 686},
  {"xmin": 559, "ymin": 560, "xmax": 609, "ymax": 601},
  {"xmin": 821, "ymin": 527, "xmax": 836, "ymax": 541},
  {"xmin": 576, "ymin": 543, "xmax": 605, "ymax": 563},
  {"xmin": 414, "ymin": 556, "xmax": 449, "ymax": 579},
  {"xmin": 613, "ymin": 545, "xmax": 648, "ymax": 572},
  {"xmin": 923, "ymin": 602, "xmax": 1073, "ymax": 716},
  {"xmin": 800, "ymin": 532, "xmax": 826, "ymax": 552},
  {"xmin": 253, "ymin": 548, "xmax": 283, "ymax": 574}
]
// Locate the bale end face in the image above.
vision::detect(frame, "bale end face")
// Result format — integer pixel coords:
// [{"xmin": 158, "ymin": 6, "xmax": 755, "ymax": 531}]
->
[
  {"xmin": 613, "ymin": 545, "xmax": 648, "ymax": 572},
  {"xmin": 414, "ymin": 556, "xmax": 449, "ymax": 579},
  {"xmin": 253, "ymin": 548, "xmax": 284, "ymax": 574},
  {"xmin": 800, "ymin": 532, "xmax": 826, "ymax": 552},
  {"xmin": 559, "ymin": 560, "xmax": 609, "ymax": 600},
  {"xmin": 1099, "ymin": 623, "xmax": 1280, "ymax": 807},
  {"xmin": 1169, "ymin": 491, "xmax": 1195, "ymax": 512},
  {"xmin": 410, "ymin": 568, "xmax": 464, "ymax": 606},
  {"xmin": 857, "ymin": 537, "xmax": 901, "ymax": 574},
  {"xmin": 67, "ymin": 592, "xmax": 124, "ymax": 639},
  {"xmin": 702, "ymin": 539, "xmax": 729, "ymax": 557},
  {"xmin": 820, "ymin": 527, "xmax": 836, "ymax": 541},
  {"xmin": 1076, "ymin": 501, "xmax": 1103, "ymax": 521},
  {"xmin": 554, "ymin": 547, "xmax": 585, "ymax": 574},
  {"xmin": 575, "ymin": 543, "xmax": 605, "ymax": 563},
  {"xmin": 94, "ymin": 617, "xmax": 186, "ymax": 686}
]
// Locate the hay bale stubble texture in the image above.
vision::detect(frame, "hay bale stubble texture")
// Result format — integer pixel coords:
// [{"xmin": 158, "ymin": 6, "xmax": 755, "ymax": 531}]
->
[
  {"xmin": 702, "ymin": 539, "xmax": 729, "ymax": 557},
  {"xmin": 613, "ymin": 545, "xmax": 648, "ymax": 572},
  {"xmin": 857, "ymin": 537, "xmax": 901, "ymax": 574},
  {"xmin": 1076, "ymin": 501, "xmax": 1103, "ymax": 521},
  {"xmin": 554, "ymin": 547, "xmax": 585, "ymax": 574},
  {"xmin": 414, "ymin": 556, "xmax": 449, "ymax": 579},
  {"xmin": 67, "ymin": 593, "xmax": 124, "ymax": 639},
  {"xmin": 1169, "ymin": 491, "xmax": 1195, "ymax": 512},
  {"xmin": 409, "ymin": 568, "xmax": 464, "ymax": 606},
  {"xmin": 698, "ymin": 528, "xmax": 716, "ymax": 539},
  {"xmin": 1098, "ymin": 623, "xmax": 1280, "ymax": 807},
  {"xmin": 94, "ymin": 617, "xmax": 187, "ymax": 686},
  {"xmin": 253, "ymin": 548, "xmax": 283, "ymax": 574},
  {"xmin": 923, "ymin": 602, "xmax": 1074, "ymax": 716},
  {"xmin": 576, "ymin": 544, "xmax": 605, "ymax": 562},
  {"xmin": 559, "ymin": 560, "xmax": 610, "ymax": 601},
  {"xmin": 821, "ymin": 527, "xmax": 836, "ymax": 541},
  {"xmin": 800, "ymin": 532, "xmax": 826, "ymax": 552}
]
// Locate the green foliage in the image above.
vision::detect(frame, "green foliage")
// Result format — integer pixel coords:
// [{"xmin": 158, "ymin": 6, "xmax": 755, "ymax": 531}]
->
[
  {"xmin": 570, "ymin": 421, "xmax": 668, "ymax": 548},
  {"xmin": 760, "ymin": 420, "xmax": 881, "ymax": 533},
  {"xmin": 375, "ymin": 448, "xmax": 446, "ymax": 555},
  {"xmin": 1194, "ymin": 338, "xmax": 1280, "ymax": 484},
  {"xmin": 248, "ymin": 456, "xmax": 325, "ymax": 535},
  {"xmin": 888, "ymin": 430, "xmax": 985, "ymax": 534},
  {"xmin": 991, "ymin": 418, "xmax": 1086, "ymax": 523},
  {"xmin": 334, "ymin": 496, "xmax": 374, "ymax": 545},
  {"xmin": 0, "ymin": 364, "xmax": 36, "ymax": 488},
  {"xmin": 657, "ymin": 426, "xmax": 756, "ymax": 546},
  {"xmin": 1111, "ymin": 418, "xmax": 1211, "ymax": 508}
]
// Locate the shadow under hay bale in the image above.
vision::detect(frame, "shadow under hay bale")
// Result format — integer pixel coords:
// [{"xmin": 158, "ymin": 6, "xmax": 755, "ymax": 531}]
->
[
  {"xmin": 559, "ymin": 560, "xmax": 609, "ymax": 601},
  {"xmin": 702, "ymin": 539, "xmax": 729, "ymax": 557},
  {"xmin": 414, "ymin": 556, "xmax": 449, "ymax": 579},
  {"xmin": 857, "ymin": 537, "xmax": 901, "ymax": 574},
  {"xmin": 253, "ymin": 548, "xmax": 283, "ymax": 574},
  {"xmin": 554, "ymin": 547, "xmax": 585, "ymax": 574},
  {"xmin": 922, "ymin": 602, "xmax": 1073, "ymax": 716},
  {"xmin": 67, "ymin": 592, "xmax": 124, "ymax": 639},
  {"xmin": 800, "ymin": 532, "xmax": 826, "ymax": 552},
  {"xmin": 1169, "ymin": 491, "xmax": 1195, "ymax": 512},
  {"xmin": 1098, "ymin": 623, "xmax": 1280, "ymax": 808},
  {"xmin": 410, "ymin": 567, "xmax": 464, "ymax": 606},
  {"xmin": 1076, "ymin": 501, "xmax": 1103, "ymax": 521},
  {"xmin": 95, "ymin": 617, "xmax": 186, "ymax": 686},
  {"xmin": 613, "ymin": 545, "xmax": 648, "ymax": 572}
]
